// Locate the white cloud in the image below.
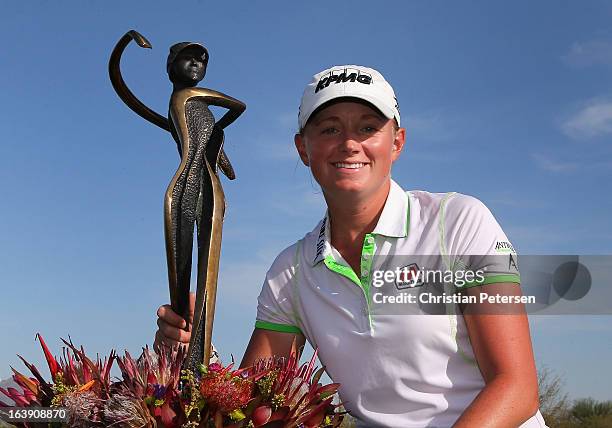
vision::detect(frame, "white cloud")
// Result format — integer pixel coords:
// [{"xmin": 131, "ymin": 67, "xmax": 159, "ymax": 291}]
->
[
  {"xmin": 562, "ymin": 39, "xmax": 612, "ymax": 68},
  {"xmin": 561, "ymin": 100, "xmax": 612, "ymax": 140},
  {"xmin": 531, "ymin": 153, "xmax": 578, "ymax": 173}
]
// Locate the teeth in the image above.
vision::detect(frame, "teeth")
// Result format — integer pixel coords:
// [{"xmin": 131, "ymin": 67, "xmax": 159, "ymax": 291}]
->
[{"xmin": 334, "ymin": 162, "xmax": 365, "ymax": 169}]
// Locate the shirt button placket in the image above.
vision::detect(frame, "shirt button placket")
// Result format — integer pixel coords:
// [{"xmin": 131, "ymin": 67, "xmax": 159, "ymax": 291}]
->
[{"xmin": 361, "ymin": 234, "xmax": 376, "ymax": 329}]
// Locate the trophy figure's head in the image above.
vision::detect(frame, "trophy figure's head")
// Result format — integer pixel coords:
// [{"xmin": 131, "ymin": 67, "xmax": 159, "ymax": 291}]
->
[{"xmin": 167, "ymin": 42, "xmax": 209, "ymax": 87}]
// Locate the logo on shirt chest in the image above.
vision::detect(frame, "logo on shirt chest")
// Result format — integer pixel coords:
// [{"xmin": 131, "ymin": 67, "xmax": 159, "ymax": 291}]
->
[{"xmin": 395, "ymin": 263, "xmax": 425, "ymax": 289}]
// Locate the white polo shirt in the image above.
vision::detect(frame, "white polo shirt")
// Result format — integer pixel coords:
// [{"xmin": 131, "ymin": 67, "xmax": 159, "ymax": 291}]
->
[{"xmin": 255, "ymin": 180, "xmax": 546, "ymax": 428}]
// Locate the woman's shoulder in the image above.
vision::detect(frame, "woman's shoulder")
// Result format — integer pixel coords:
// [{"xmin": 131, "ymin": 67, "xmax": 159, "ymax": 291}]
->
[{"xmin": 406, "ymin": 188, "xmax": 490, "ymax": 215}]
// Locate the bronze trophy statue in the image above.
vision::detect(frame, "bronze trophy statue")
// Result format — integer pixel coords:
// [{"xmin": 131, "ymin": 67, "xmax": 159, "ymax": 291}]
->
[{"xmin": 109, "ymin": 30, "xmax": 245, "ymax": 371}]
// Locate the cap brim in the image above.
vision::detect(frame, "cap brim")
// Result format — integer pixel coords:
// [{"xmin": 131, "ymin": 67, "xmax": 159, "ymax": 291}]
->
[{"xmin": 300, "ymin": 93, "xmax": 396, "ymax": 130}]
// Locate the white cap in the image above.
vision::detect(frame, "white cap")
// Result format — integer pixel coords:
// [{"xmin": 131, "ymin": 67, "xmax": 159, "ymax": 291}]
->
[{"xmin": 298, "ymin": 65, "xmax": 401, "ymax": 130}]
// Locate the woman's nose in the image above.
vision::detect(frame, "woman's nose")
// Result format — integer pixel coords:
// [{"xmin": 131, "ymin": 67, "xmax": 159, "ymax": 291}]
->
[{"xmin": 338, "ymin": 132, "xmax": 361, "ymax": 152}]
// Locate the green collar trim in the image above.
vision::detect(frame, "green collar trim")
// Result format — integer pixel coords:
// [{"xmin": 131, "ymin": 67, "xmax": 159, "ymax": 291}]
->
[{"xmin": 323, "ymin": 255, "xmax": 361, "ymax": 287}]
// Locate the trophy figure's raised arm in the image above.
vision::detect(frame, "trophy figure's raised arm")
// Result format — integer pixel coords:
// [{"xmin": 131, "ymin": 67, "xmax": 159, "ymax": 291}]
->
[{"xmin": 109, "ymin": 30, "xmax": 245, "ymax": 371}]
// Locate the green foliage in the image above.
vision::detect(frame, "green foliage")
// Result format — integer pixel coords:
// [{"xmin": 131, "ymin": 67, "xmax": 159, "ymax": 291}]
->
[
  {"xmin": 566, "ymin": 398, "xmax": 612, "ymax": 427},
  {"xmin": 572, "ymin": 398, "xmax": 612, "ymax": 420},
  {"xmin": 537, "ymin": 368, "xmax": 612, "ymax": 427}
]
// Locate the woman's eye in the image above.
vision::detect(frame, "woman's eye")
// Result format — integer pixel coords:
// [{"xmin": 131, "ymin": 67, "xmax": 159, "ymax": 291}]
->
[
  {"xmin": 361, "ymin": 126, "xmax": 378, "ymax": 133},
  {"xmin": 321, "ymin": 127, "xmax": 339, "ymax": 135}
]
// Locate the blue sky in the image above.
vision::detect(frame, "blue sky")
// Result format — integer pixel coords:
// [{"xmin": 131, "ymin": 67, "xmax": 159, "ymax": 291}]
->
[{"xmin": 1, "ymin": 1, "xmax": 611, "ymax": 402}]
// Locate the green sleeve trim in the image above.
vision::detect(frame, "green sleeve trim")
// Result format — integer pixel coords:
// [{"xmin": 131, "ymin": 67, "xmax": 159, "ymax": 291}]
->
[
  {"xmin": 255, "ymin": 320, "xmax": 303, "ymax": 334},
  {"xmin": 460, "ymin": 274, "xmax": 521, "ymax": 288}
]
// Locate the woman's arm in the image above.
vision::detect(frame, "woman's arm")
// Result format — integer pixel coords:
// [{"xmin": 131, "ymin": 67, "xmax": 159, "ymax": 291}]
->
[
  {"xmin": 240, "ymin": 328, "xmax": 306, "ymax": 368},
  {"xmin": 453, "ymin": 282, "xmax": 540, "ymax": 427}
]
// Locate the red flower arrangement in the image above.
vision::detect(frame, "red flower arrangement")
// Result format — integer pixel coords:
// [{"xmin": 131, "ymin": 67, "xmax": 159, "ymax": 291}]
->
[{"xmin": 0, "ymin": 335, "xmax": 344, "ymax": 428}]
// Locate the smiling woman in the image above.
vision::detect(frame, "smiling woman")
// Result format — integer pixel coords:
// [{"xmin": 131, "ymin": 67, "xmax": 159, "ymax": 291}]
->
[
  {"xmin": 295, "ymin": 101, "xmax": 405, "ymax": 205},
  {"xmin": 156, "ymin": 65, "xmax": 549, "ymax": 427}
]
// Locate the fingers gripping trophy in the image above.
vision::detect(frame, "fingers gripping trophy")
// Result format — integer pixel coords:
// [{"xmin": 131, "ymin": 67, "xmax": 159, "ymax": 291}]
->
[{"xmin": 109, "ymin": 30, "xmax": 245, "ymax": 371}]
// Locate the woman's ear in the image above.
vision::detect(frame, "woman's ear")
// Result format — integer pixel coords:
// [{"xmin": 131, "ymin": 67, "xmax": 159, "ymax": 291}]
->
[
  {"xmin": 391, "ymin": 127, "xmax": 406, "ymax": 162},
  {"xmin": 294, "ymin": 133, "xmax": 310, "ymax": 166}
]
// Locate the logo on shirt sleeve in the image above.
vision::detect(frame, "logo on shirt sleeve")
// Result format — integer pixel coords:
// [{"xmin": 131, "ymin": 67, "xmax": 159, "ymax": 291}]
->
[{"xmin": 495, "ymin": 241, "xmax": 516, "ymax": 254}]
